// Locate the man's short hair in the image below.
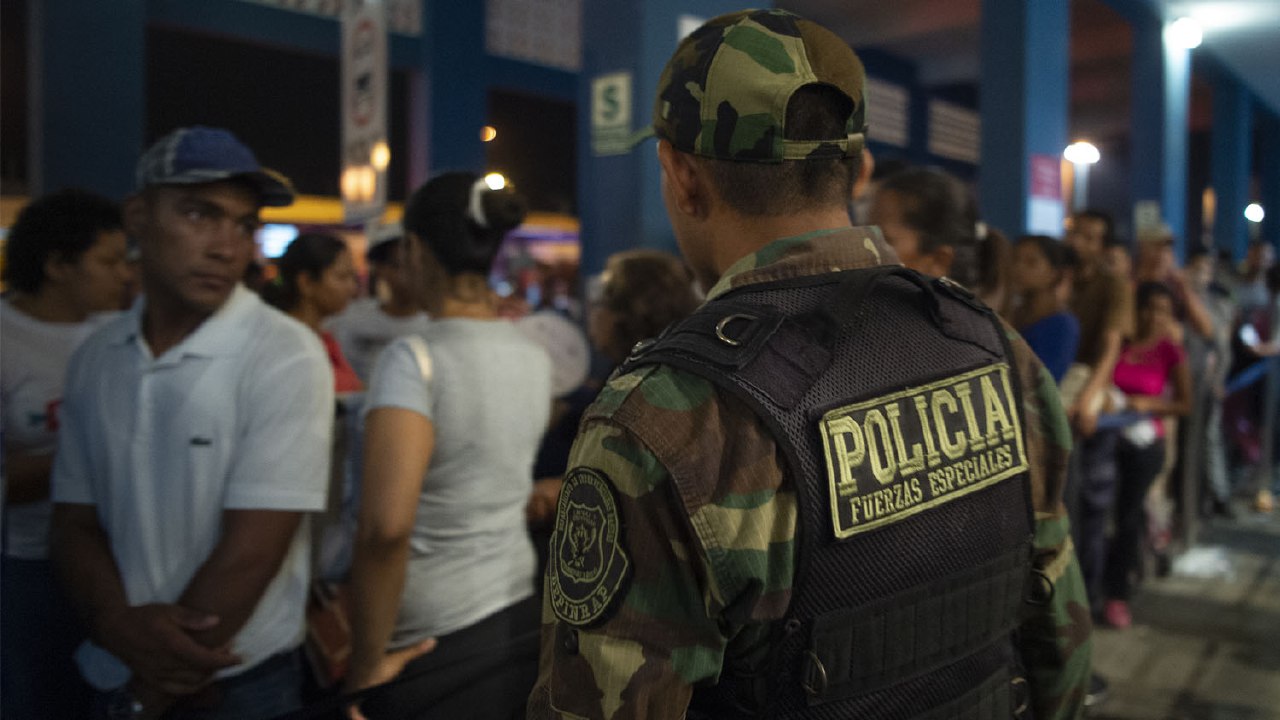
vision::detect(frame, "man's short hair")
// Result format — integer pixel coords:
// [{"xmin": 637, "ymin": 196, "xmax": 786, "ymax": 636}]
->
[
  {"xmin": 2, "ymin": 189, "xmax": 122, "ymax": 294},
  {"xmin": 701, "ymin": 84, "xmax": 860, "ymax": 216}
]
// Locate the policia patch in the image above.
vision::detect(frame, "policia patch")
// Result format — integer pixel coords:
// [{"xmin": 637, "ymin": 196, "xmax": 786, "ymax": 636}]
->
[
  {"xmin": 548, "ymin": 467, "xmax": 632, "ymax": 627},
  {"xmin": 820, "ymin": 363, "xmax": 1029, "ymax": 538}
]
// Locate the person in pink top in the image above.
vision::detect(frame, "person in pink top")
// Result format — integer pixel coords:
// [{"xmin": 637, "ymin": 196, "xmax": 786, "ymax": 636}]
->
[
  {"xmin": 264, "ymin": 233, "xmax": 362, "ymax": 394},
  {"xmin": 1102, "ymin": 281, "xmax": 1191, "ymax": 628}
]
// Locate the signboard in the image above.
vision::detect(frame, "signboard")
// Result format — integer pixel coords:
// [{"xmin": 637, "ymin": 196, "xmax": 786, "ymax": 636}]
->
[
  {"xmin": 1026, "ymin": 153, "xmax": 1065, "ymax": 236},
  {"xmin": 591, "ymin": 72, "xmax": 633, "ymax": 157},
  {"xmin": 341, "ymin": 1, "xmax": 388, "ymax": 223}
]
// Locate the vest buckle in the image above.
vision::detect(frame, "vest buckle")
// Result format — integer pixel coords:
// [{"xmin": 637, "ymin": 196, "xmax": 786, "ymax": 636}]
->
[
  {"xmin": 801, "ymin": 650, "xmax": 829, "ymax": 698},
  {"xmin": 715, "ymin": 314, "xmax": 758, "ymax": 347},
  {"xmin": 1011, "ymin": 676, "xmax": 1030, "ymax": 717},
  {"xmin": 1025, "ymin": 568, "xmax": 1055, "ymax": 606}
]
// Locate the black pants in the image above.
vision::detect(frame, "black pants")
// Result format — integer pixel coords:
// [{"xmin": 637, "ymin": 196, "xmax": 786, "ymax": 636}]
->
[
  {"xmin": 1104, "ymin": 436, "xmax": 1167, "ymax": 602},
  {"xmin": 358, "ymin": 595, "xmax": 541, "ymax": 720},
  {"xmin": 1073, "ymin": 429, "xmax": 1117, "ymax": 610}
]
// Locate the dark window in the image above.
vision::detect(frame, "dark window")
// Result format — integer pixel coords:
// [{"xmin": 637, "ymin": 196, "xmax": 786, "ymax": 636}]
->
[
  {"xmin": 486, "ymin": 89, "xmax": 576, "ymax": 214},
  {"xmin": 147, "ymin": 25, "xmax": 409, "ymax": 201}
]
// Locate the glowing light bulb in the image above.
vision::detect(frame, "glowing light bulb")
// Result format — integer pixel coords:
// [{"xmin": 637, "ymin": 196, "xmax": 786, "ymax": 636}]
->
[
  {"xmin": 1167, "ymin": 18, "xmax": 1202, "ymax": 50},
  {"xmin": 484, "ymin": 173, "xmax": 507, "ymax": 191},
  {"xmin": 370, "ymin": 141, "xmax": 391, "ymax": 171},
  {"xmin": 1063, "ymin": 141, "xmax": 1100, "ymax": 165}
]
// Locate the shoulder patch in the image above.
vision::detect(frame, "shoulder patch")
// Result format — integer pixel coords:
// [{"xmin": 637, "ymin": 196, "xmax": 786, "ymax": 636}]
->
[
  {"xmin": 819, "ymin": 363, "xmax": 1029, "ymax": 538},
  {"xmin": 548, "ymin": 467, "xmax": 633, "ymax": 627}
]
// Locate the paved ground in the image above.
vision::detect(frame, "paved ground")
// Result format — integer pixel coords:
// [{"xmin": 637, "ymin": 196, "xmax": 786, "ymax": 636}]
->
[{"xmin": 1089, "ymin": 507, "xmax": 1280, "ymax": 720}]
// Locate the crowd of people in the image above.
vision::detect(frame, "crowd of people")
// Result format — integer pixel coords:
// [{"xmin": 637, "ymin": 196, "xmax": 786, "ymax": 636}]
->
[
  {"xmin": 860, "ymin": 166, "xmax": 1280, "ymax": 632},
  {"xmin": 2, "ymin": 8, "xmax": 1278, "ymax": 720}
]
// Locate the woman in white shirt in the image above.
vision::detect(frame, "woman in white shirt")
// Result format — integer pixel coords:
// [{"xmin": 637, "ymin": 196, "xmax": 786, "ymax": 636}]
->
[
  {"xmin": 2, "ymin": 189, "xmax": 131, "ymax": 718},
  {"xmin": 345, "ymin": 173, "xmax": 551, "ymax": 719}
]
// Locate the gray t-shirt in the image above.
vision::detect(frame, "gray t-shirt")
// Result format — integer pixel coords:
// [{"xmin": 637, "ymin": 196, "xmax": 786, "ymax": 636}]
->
[{"xmin": 365, "ymin": 319, "xmax": 552, "ymax": 643}]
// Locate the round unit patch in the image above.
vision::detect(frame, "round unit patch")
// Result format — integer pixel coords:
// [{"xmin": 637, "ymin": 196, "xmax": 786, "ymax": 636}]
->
[{"xmin": 548, "ymin": 467, "xmax": 632, "ymax": 627}]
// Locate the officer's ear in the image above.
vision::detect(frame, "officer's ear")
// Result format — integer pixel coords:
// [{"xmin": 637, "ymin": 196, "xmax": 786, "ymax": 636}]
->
[
  {"xmin": 852, "ymin": 147, "xmax": 875, "ymax": 202},
  {"xmin": 657, "ymin": 140, "xmax": 709, "ymax": 220}
]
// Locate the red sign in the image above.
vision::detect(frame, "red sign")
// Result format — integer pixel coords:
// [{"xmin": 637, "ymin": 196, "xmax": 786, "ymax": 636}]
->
[{"xmin": 1029, "ymin": 154, "xmax": 1062, "ymax": 200}]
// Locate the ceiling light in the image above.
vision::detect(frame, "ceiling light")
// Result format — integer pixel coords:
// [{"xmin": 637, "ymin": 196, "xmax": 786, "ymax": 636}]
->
[
  {"xmin": 1245, "ymin": 203, "xmax": 1265, "ymax": 223},
  {"xmin": 1063, "ymin": 141, "xmax": 1100, "ymax": 165},
  {"xmin": 1167, "ymin": 17, "xmax": 1203, "ymax": 50}
]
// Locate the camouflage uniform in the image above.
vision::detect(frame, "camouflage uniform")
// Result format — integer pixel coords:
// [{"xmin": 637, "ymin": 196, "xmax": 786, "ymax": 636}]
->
[
  {"xmin": 528, "ymin": 230, "xmax": 1092, "ymax": 720},
  {"xmin": 530, "ymin": 10, "xmax": 1089, "ymax": 720}
]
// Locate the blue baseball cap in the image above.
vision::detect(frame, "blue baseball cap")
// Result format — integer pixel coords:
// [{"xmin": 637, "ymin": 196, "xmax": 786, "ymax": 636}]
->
[{"xmin": 136, "ymin": 126, "xmax": 295, "ymax": 207}]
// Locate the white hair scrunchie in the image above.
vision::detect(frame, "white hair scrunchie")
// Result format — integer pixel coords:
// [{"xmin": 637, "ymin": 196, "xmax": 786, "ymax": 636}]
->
[{"xmin": 466, "ymin": 177, "xmax": 490, "ymax": 229}]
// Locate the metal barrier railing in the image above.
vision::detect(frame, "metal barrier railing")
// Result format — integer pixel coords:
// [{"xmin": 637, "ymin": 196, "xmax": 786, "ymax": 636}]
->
[{"xmin": 1187, "ymin": 356, "xmax": 1279, "ymax": 545}]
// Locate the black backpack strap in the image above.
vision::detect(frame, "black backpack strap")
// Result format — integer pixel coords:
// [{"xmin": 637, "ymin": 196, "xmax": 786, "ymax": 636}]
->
[
  {"xmin": 622, "ymin": 295, "xmax": 832, "ymax": 411},
  {"xmin": 622, "ymin": 266, "xmax": 966, "ymax": 410},
  {"xmin": 802, "ymin": 266, "xmax": 943, "ymax": 348}
]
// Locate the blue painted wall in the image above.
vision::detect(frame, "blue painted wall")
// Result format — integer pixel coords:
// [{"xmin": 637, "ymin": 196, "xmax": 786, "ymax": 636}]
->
[
  {"xmin": 576, "ymin": 0, "xmax": 744, "ymax": 277},
  {"xmin": 1128, "ymin": 5, "xmax": 1191, "ymax": 256},
  {"xmin": 1259, "ymin": 110, "xmax": 1280, "ymax": 252},
  {"xmin": 33, "ymin": 0, "xmax": 146, "ymax": 200},
  {"xmin": 424, "ymin": 0, "xmax": 486, "ymax": 173},
  {"xmin": 1162, "ymin": 40, "xmax": 1191, "ymax": 250},
  {"xmin": 577, "ymin": 0, "xmax": 644, "ymax": 279},
  {"xmin": 1210, "ymin": 71, "xmax": 1252, "ymax": 260},
  {"xmin": 978, "ymin": 0, "xmax": 1069, "ymax": 236}
]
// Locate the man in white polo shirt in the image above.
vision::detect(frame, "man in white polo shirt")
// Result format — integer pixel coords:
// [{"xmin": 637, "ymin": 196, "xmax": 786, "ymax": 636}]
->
[{"xmin": 51, "ymin": 126, "xmax": 333, "ymax": 720}]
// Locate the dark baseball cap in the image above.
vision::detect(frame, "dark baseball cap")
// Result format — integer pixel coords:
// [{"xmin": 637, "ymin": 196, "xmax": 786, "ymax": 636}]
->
[
  {"xmin": 652, "ymin": 9, "xmax": 867, "ymax": 164},
  {"xmin": 136, "ymin": 126, "xmax": 295, "ymax": 207}
]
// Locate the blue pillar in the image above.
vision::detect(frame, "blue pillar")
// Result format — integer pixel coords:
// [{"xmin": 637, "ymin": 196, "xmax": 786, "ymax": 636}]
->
[
  {"xmin": 30, "ymin": 0, "xmax": 145, "ymax": 199},
  {"xmin": 1130, "ymin": 10, "xmax": 1191, "ymax": 256},
  {"xmin": 1260, "ymin": 109, "xmax": 1280, "ymax": 253},
  {"xmin": 977, "ymin": 0, "xmax": 1069, "ymax": 237},
  {"xmin": 423, "ymin": 0, "xmax": 486, "ymax": 173},
  {"xmin": 577, "ymin": 0, "xmax": 747, "ymax": 278},
  {"xmin": 1210, "ymin": 72, "xmax": 1252, "ymax": 261}
]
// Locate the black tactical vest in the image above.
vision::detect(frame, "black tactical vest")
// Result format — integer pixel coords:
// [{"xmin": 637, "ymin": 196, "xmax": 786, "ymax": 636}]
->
[{"xmin": 621, "ymin": 266, "xmax": 1039, "ymax": 720}]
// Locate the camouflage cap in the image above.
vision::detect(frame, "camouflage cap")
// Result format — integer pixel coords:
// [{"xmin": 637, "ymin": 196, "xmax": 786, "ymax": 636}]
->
[{"xmin": 653, "ymin": 8, "xmax": 867, "ymax": 164}]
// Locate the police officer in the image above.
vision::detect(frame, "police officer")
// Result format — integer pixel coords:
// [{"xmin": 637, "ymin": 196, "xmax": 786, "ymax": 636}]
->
[{"xmin": 529, "ymin": 10, "xmax": 1091, "ymax": 720}]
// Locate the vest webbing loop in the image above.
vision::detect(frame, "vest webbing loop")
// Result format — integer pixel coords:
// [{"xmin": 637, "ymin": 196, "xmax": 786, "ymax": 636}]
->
[
  {"xmin": 802, "ymin": 544, "xmax": 1031, "ymax": 705},
  {"xmin": 911, "ymin": 664, "xmax": 1017, "ymax": 720}
]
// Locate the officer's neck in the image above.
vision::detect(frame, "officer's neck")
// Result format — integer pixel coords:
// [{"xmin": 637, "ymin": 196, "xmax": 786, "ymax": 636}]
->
[{"xmin": 708, "ymin": 205, "xmax": 853, "ymax": 277}]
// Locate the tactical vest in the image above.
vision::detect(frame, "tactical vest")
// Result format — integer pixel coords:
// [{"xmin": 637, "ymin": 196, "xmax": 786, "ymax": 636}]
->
[{"xmin": 621, "ymin": 266, "xmax": 1041, "ymax": 720}]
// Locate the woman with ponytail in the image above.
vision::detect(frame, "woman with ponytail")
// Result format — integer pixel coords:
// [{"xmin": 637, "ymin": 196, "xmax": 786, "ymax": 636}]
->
[
  {"xmin": 345, "ymin": 173, "xmax": 552, "ymax": 719},
  {"xmin": 266, "ymin": 232, "xmax": 362, "ymax": 393}
]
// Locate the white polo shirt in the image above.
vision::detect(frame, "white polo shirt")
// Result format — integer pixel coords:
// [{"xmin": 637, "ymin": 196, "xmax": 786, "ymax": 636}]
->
[{"xmin": 52, "ymin": 285, "xmax": 334, "ymax": 688}]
